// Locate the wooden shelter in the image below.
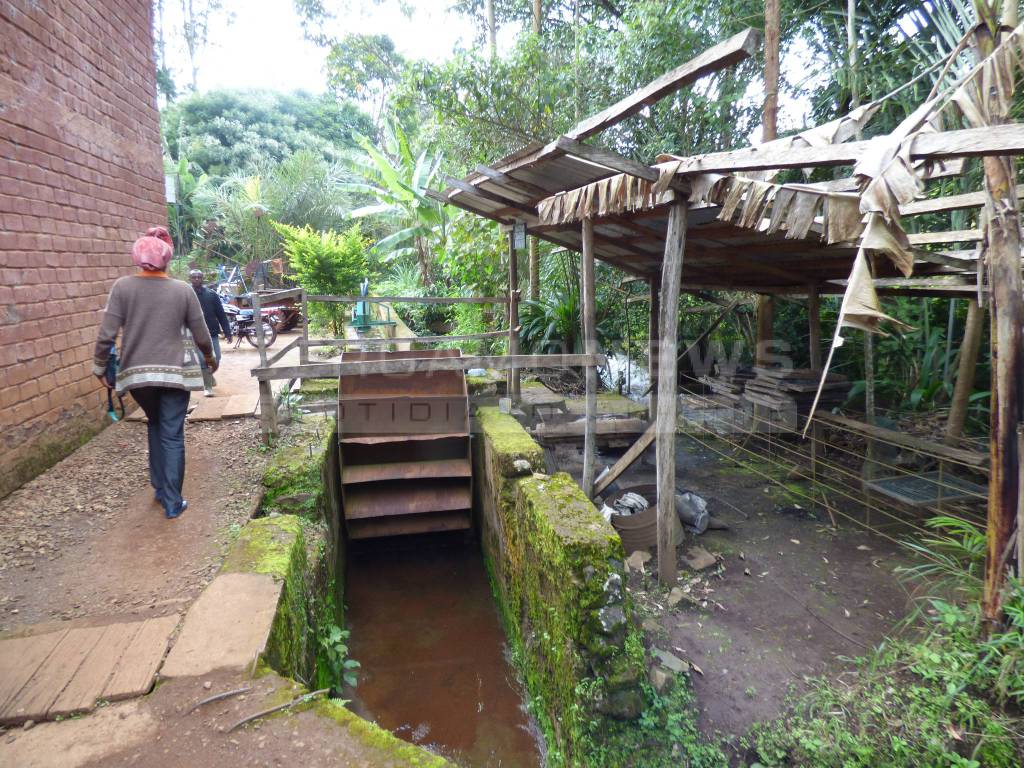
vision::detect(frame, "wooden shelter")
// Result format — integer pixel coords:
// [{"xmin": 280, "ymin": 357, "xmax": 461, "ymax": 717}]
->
[{"xmin": 434, "ymin": 24, "xmax": 1024, "ymax": 613}]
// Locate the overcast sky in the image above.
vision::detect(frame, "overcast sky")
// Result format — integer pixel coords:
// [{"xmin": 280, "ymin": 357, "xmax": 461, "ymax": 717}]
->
[{"xmin": 159, "ymin": 0, "xmax": 487, "ymax": 95}]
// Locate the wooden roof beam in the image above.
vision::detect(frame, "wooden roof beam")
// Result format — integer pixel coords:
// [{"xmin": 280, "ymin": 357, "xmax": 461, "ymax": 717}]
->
[
  {"xmin": 444, "ymin": 175, "xmax": 537, "ymax": 215},
  {"xmin": 472, "ymin": 165, "xmax": 551, "ymax": 199},
  {"xmin": 426, "ymin": 188, "xmax": 513, "ymax": 224},
  {"xmin": 554, "ymin": 136, "xmax": 660, "ymax": 182},
  {"xmin": 566, "ymin": 28, "xmax": 761, "ymax": 141},
  {"xmin": 664, "ymin": 123, "xmax": 1024, "ymax": 175},
  {"xmin": 900, "ymin": 185, "xmax": 1024, "ymax": 215}
]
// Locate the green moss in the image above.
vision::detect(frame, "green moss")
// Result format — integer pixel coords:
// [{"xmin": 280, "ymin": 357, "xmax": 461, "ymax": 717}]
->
[
  {"xmin": 475, "ymin": 407, "xmax": 544, "ymax": 476},
  {"xmin": 475, "ymin": 408, "xmax": 655, "ymax": 766},
  {"xmin": 1, "ymin": 417, "xmax": 102, "ymax": 499},
  {"xmin": 312, "ymin": 699, "xmax": 453, "ymax": 766},
  {"xmin": 466, "ymin": 375, "xmax": 499, "ymax": 396},
  {"xmin": 221, "ymin": 515, "xmax": 304, "ymax": 578},
  {"xmin": 298, "ymin": 378, "xmax": 339, "ymax": 397},
  {"xmin": 261, "ymin": 418, "xmax": 335, "ymax": 516},
  {"xmin": 565, "ymin": 392, "xmax": 647, "ymax": 418},
  {"xmin": 219, "ymin": 514, "xmax": 316, "ymax": 680}
]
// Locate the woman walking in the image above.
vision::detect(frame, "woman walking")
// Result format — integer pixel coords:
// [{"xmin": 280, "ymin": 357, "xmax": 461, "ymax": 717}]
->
[{"xmin": 92, "ymin": 235, "xmax": 216, "ymax": 519}]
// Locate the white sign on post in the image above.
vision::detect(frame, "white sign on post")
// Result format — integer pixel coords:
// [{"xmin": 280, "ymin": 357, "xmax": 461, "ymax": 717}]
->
[
  {"xmin": 512, "ymin": 221, "xmax": 526, "ymax": 250},
  {"xmin": 164, "ymin": 174, "xmax": 177, "ymax": 204}
]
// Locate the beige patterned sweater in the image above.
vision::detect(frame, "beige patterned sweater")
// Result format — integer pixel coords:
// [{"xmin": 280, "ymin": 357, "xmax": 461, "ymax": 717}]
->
[{"xmin": 92, "ymin": 274, "xmax": 214, "ymax": 393}]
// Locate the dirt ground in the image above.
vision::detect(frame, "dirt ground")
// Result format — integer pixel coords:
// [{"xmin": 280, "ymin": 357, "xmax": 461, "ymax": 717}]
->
[
  {"xmin": 0, "ymin": 338, "xmax": 290, "ymax": 635},
  {"xmin": 0, "ymin": 667, "xmax": 417, "ymax": 768},
  {"xmin": 556, "ymin": 431, "xmax": 919, "ymax": 762}
]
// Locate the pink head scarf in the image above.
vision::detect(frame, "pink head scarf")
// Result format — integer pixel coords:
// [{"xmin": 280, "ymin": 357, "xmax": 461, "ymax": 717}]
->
[
  {"xmin": 146, "ymin": 226, "xmax": 173, "ymax": 250},
  {"xmin": 132, "ymin": 236, "xmax": 173, "ymax": 271}
]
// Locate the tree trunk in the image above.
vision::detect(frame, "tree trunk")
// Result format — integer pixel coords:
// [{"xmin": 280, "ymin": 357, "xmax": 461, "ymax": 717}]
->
[
  {"xmin": 533, "ymin": 0, "xmax": 542, "ymax": 34},
  {"xmin": 485, "ymin": 0, "xmax": 496, "ymax": 57},
  {"xmin": 945, "ymin": 299, "xmax": 984, "ymax": 445},
  {"xmin": 415, "ymin": 236, "xmax": 431, "ymax": 287},
  {"xmin": 974, "ymin": 1, "xmax": 1023, "ymax": 625},
  {"xmin": 528, "ymin": 237, "xmax": 539, "ymax": 300},
  {"xmin": 763, "ymin": 0, "xmax": 780, "ymax": 143}
]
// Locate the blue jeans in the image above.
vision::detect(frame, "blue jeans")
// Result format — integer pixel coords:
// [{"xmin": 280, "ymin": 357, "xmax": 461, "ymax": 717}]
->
[
  {"xmin": 199, "ymin": 335, "xmax": 221, "ymax": 388},
  {"xmin": 130, "ymin": 387, "xmax": 190, "ymax": 515}
]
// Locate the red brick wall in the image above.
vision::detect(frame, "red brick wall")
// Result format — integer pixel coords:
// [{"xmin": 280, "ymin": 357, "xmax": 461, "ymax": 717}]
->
[{"xmin": 0, "ymin": 0, "xmax": 167, "ymax": 497}]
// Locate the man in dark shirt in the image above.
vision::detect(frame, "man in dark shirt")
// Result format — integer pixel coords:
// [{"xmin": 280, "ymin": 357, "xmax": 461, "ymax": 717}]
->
[{"xmin": 189, "ymin": 269, "xmax": 232, "ymax": 396}]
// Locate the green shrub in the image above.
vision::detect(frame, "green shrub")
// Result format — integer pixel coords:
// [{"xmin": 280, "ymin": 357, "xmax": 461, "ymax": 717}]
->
[{"xmin": 274, "ymin": 222, "xmax": 369, "ymax": 335}]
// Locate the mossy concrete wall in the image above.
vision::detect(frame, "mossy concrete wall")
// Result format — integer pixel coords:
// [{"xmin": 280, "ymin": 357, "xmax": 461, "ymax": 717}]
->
[
  {"xmin": 223, "ymin": 514, "xmax": 449, "ymax": 766},
  {"xmin": 473, "ymin": 407, "xmax": 644, "ymax": 766},
  {"xmin": 260, "ymin": 416, "xmax": 345, "ymax": 616},
  {"xmin": 221, "ymin": 514, "xmax": 318, "ymax": 680}
]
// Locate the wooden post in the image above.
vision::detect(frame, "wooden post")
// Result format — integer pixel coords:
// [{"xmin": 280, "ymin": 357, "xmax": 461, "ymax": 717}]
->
[
  {"xmin": 755, "ymin": 295, "xmax": 774, "ymax": 366},
  {"xmin": 807, "ymin": 284, "xmax": 822, "ymax": 372},
  {"xmin": 944, "ymin": 299, "xmax": 984, "ymax": 445},
  {"xmin": 656, "ymin": 199, "xmax": 687, "ymax": 585},
  {"xmin": 1018, "ymin": 425, "xmax": 1024, "ymax": 579},
  {"xmin": 258, "ymin": 379, "xmax": 276, "ymax": 444},
  {"xmin": 252, "ymin": 290, "xmax": 268, "ymax": 368},
  {"xmin": 508, "ymin": 232, "xmax": 521, "ymax": 402},
  {"xmin": 864, "ymin": 328, "xmax": 876, "ymax": 524},
  {"xmin": 300, "ymin": 289, "xmax": 310, "ymax": 366},
  {"xmin": 975, "ymin": 3, "xmax": 1023, "ymax": 624},
  {"xmin": 648, "ymin": 275, "xmax": 661, "ymax": 422},
  {"xmin": 252, "ymin": 291, "xmax": 274, "ymax": 443},
  {"xmin": 581, "ymin": 218, "xmax": 598, "ymax": 497}
]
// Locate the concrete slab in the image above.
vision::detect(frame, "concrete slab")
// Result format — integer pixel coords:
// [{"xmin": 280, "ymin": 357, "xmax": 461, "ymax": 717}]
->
[
  {"xmin": 187, "ymin": 396, "xmax": 228, "ymax": 421},
  {"xmin": 221, "ymin": 392, "xmax": 259, "ymax": 418},
  {"xmin": 160, "ymin": 573, "xmax": 281, "ymax": 678},
  {"xmin": 0, "ymin": 699, "xmax": 156, "ymax": 768}
]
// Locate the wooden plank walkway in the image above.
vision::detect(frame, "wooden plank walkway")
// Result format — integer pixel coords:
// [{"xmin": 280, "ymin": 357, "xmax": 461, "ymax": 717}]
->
[
  {"xmin": 127, "ymin": 394, "xmax": 257, "ymax": 423},
  {"xmin": 0, "ymin": 615, "xmax": 179, "ymax": 725}
]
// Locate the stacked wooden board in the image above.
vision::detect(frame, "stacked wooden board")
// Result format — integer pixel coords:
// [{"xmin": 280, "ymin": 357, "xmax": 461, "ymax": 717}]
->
[
  {"xmin": 742, "ymin": 367, "xmax": 849, "ymax": 418},
  {"xmin": 700, "ymin": 366, "xmax": 754, "ymax": 405},
  {"xmin": 337, "ymin": 349, "xmax": 472, "ymax": 539}
]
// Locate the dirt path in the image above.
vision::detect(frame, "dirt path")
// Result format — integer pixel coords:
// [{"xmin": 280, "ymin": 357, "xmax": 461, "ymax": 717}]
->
[{"xmin": 0, "ymin": 338, "xmax": 286, "ymax": 635}]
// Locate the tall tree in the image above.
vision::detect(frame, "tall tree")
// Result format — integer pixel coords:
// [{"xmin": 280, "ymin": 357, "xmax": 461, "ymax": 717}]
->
[
  {"xmin": 180, "ymin": 0, "xmax": 226, "ymax": 92},
  {"xmin": 324, "ymin": 33, "xmax": 405, "ymax": 130}
]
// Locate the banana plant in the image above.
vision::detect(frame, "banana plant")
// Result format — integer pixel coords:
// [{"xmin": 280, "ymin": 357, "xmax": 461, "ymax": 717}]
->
[{"xmin": 347, "ymin": 120, "xmax": 448, "ymax": 287}]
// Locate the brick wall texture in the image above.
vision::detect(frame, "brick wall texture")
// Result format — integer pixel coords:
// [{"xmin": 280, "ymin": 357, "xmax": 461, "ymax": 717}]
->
[{"xmin": 0, "ymin": 0, "xmax": 167, "ymax": 497}]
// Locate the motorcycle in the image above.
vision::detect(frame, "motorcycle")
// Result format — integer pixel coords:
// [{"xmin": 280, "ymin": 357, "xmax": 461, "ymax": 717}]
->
[{"xmin": 224, "ymin": 303, "xmax": 278, "ymax": 349}]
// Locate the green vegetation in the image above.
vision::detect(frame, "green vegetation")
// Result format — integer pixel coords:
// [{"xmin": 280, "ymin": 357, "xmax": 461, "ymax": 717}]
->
[
  {"xmin": 317, "ymin": 624, "xmax": 360, "ymax": 694},
  {"xmin": 274, "ymin": 222, "xmax": 369, "ymax": 335},
  {"xmin": 161, "ymin": 89, "xmax": 372, "ymax": 176}
]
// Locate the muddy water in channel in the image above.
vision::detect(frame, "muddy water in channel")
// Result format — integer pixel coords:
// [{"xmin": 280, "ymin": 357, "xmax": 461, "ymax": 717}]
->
[{"xmin": 345, "ymin": 537, "xmax": 543, "ymax": 767}]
